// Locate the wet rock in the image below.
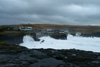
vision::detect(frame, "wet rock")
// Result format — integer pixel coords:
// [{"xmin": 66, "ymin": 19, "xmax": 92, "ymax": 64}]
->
[
  {"xmin": 0, "ymin": 33, "xmax": 25, "ymax": 44},
  {"xmin": 72, "ymin": 54, "xmax": 77, "ymax": 56},
  {"xmin": 0, "ymin": 64, "xmax": 19, "ymax": 67},
  {"xmin": 0, "ymin": 54, "xmax": 16, "ymax": 63},
  {"xmin": 91, "ymin": 61, "xmax": 100, "ymax": 64},
  {"xmin": 32, "ymin": 50, "xmax": 47, "ymax": 56},
  {"xmin": 50, "ymin": 33, "xmax": 67, "ymax": 40},
  {"xmin": 19, "ymin": 54, "xmax": 37, "ymax": 61},
  {"xmin": 30, "ymin": 58, "xmax": 65, "ymax": 67},
  {"xmin": 30, "ymin": 50, "xmax": 48, "ymax": 59},
  {"xmin": 0, "ymin": 43, "xmax": 100, "ymax": 67},
  {"xmin": 97, "ymin": 56, "xmax": 100, "ymax": 60},
  {"xmin": 0, "ymin": 33, "xmax": 40, "ymax": 44}
]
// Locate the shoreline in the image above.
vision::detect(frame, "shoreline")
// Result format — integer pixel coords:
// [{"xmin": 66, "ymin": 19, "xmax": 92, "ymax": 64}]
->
[{"xmin": 0, "ymin": 42, "xmax": 100, "ymax": 67}]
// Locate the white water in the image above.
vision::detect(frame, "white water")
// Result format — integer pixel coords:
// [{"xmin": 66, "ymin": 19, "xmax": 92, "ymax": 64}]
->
[{"xmin": 20, "ymin": 34, "xmax": 100, "ymax": 52}]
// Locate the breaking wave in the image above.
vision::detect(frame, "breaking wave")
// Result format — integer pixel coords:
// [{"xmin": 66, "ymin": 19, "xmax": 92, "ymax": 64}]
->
[{"xmin": 20, "ymin": 34, "xmax": 100, "ymax": 52}]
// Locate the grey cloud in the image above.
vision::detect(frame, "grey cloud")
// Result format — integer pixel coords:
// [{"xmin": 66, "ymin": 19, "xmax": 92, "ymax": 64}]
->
[{"xmin": 0, "ymin": 0, "xmax": 100, "ymax": 25}]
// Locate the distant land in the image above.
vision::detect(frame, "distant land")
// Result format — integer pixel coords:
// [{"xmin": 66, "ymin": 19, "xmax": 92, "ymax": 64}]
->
[{"xmin": 1, "ymin": 24, "xmax": 100, "ymax": 34}]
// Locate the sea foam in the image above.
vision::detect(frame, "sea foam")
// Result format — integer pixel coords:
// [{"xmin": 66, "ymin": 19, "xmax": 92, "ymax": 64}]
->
[{"xmin": 20, "ymin": 34, "xmax": 100, "ymax": 52}]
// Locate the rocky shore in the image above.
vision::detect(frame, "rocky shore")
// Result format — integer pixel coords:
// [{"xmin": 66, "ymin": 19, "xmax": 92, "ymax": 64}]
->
[
  {"xmin": 0, "ymin": 33, "xmax": 25, "ymax": 45},
  {"xmin": 0, "ymin": 33, "xmax": 40, "ymax": 45},
  {"xmin": 0, "ymin": 42, "xmax": 100, "ymax": 67},
  {"xmin": 0, "ymin": 32, "xmax": 67, "ymax": 45}
]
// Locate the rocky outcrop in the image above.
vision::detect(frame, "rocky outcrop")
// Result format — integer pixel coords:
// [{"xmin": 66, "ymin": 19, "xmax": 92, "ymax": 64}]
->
[
  {"xmin": 29, "ymin": 33, "xmax": 40, "ymax": 41},
  {"xmin": 0, "ymin": 32, "xmax": 67, "ymax": 45},
  {"xmin": 0, "ymin": 42, "xmax": 100, "ymax": 67},
  {"xmin": 81, "ymin": 32, "xmax": 100, "ymax": 37},
  {"xmin": 0, "ymin": 33, "xmax": 25, "ymax": 44},
  {"xmin": 0, "ymin": 33, "xmax": 40, "ymax": 45},
  {"xmin": 50, "ymin": 33, "xmax": 67, "ymax": 40}
]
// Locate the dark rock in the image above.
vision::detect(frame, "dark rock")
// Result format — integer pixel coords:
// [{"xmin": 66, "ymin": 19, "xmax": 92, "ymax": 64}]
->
[
  {"xmin": 0, "ymin": 43, "xmax": 100, "ymax": 67},
  {"xmin": 0, "ymin": 33, "xmax": 40, "ymax": 45},
  {"xmin": 30, "ymin": 58, "xmax": 65, "ymax": 67},
  {"xmin": 91, "ymin": 61, "xmax": 100, "ymax": 64},
  {"xmin": 81, "ymin": 32, "xmax": 100, "ymax": 37},
  {"xmin": 0, "ymin": 64, "xmax": 19, "ymax": 67},
  {"xmin": 97, "ymin": 56, "xmax": 100, "ymax": 60},
  {"xmin": 0, "ymin": 33, "xmax": 25, "ymax": 44},
  {"xmin": 30, "ymin": 50, "xmax": 48, "ymax": 59},
  {"xmin": 18, "ymin": 54, "xmax": 37, "ymax": 61},
  {"xmin": 50, "ymin": 33, "xmax": 67, "ymax": 40},
  {"xmin": 30, "ymin": 33, "xmax": 40, "ymax": 41},
  {"xmin": 32, "ymin": 50, "xmax": 47, "ymax": 56}
]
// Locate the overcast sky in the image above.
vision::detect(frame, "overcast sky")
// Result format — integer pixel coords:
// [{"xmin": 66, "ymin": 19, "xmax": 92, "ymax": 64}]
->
[{"xmin": 0, "ymin": 0, "xmax": 100, "ymax": 25}]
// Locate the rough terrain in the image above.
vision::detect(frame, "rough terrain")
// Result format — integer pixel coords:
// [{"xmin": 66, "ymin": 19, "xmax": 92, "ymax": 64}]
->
[{"xmin": 0, "ymin": 42, "xmax": 100, "ymax": 67}]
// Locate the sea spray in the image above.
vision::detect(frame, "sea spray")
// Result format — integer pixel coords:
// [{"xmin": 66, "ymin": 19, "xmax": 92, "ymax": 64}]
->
[{"xmin": 20, "ymin": 34, "xmax": 100, "ymax": 52}]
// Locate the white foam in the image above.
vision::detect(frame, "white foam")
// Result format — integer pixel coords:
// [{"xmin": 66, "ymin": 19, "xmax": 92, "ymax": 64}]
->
[{"xmin": 20, "ymin": 34, "xmax": 100, "ymax": 52}]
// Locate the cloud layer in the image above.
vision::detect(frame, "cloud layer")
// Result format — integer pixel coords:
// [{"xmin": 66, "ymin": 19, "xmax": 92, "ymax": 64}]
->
[{"xmin": 0, "ymin": 0, "xmax": 100, "ymax": 25}]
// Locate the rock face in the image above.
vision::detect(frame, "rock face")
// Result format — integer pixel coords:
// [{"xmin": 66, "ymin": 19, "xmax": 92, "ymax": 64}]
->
[
  {"xmin": 0, "ymin": 33, "xmax": 40, "ymax": 45},
  {"xmin": 50, "ymin": 33, "xmax": 67, "ymax": 40},
  {"xmin": 29, "ymin": 33, "xmax": 40, "ymax": 41},
  {"xmin": 0, "ymin": 32, "xmax": 67, "ymax": 45},
  {"xmin": 81, "ymin": 32, "xmax": 100, "ymax": 37},
  {"xmin": 0, "ymin": 33, "xmax": 25, "ymax": 44},
  {"xmin": 0, "ymin": 42, "xmax": 100, "ymax": 67}
]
